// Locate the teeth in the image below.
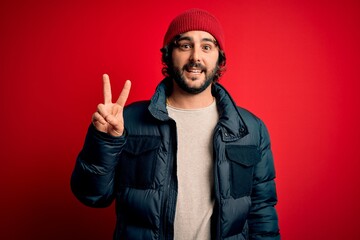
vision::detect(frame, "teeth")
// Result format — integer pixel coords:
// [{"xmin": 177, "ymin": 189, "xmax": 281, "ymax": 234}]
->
[{"xmin": 190, "ymin": 69, "xmax": 201, "ymax": 73}]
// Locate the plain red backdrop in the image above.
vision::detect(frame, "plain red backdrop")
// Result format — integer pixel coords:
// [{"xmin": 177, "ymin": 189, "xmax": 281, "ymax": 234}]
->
[{"xmin": 1, "ymin": 0, "xmax": 359, "ymax": 239}]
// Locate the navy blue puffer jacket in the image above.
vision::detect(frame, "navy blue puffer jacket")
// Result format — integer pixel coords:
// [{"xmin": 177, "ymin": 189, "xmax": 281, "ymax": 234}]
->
[{"xmin": 71, "ymin": 79, "xmax": 280, "ymax": 239}]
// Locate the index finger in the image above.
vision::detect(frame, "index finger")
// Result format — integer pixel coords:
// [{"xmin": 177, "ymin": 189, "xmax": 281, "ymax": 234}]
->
[
  {"xmin": 116, "ymin": 80, "xmax": 131, "ymax": 107},
  {"xmin": 103, "ymin": 74, "xmax": 112, "ymax": 104}
]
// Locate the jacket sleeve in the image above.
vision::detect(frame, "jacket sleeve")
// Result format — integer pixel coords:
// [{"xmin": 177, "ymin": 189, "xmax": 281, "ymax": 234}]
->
[
  {"xmin": 70, "ymin": 124, "xmax": 126, "ymax": 208},
  {"xmin": 248, "ymin": 119, "xmax": 280, "ymax": 239}
]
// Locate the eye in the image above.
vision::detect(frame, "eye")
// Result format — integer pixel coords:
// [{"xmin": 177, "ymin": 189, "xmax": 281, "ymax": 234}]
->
[
  {"xmin": 181, "ymin": 44, "xmax": 190, "ymax": 49},
  {"xmin": 179, "ymin": 43, "xmax": 192, "ymax": 50},
  {"xmin": 176, "ymin": 39, "xmax": 193, "ymax": 51},
  {"xmin": 202, "ymin": 45, "xmax": 212, "ymax": 51}
]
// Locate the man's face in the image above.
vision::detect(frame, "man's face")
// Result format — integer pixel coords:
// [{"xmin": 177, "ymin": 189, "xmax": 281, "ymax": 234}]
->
[{"xmin": 171, "ymin": 31, "xmax": 220, "ymax": 94}]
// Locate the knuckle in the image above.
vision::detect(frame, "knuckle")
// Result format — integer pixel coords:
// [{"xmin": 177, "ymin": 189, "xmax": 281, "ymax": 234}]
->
[
  {"xmin": 93, "ymin": 112, "xmax": 100, "ymax": 119},
  {"xmin": 97, "ymin": 103, "xmax": 103, "ymax": 110}
]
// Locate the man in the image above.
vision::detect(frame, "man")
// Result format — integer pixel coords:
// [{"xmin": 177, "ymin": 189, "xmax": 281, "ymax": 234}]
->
[{"xmin": 71, "ymin": 8, "xmax": 280, "ymax": 240}]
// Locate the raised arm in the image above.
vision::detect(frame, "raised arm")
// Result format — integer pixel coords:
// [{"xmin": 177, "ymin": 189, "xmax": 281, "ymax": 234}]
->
[{"xmin": 71, "ymin": 74, "xmax": 131, "ymax": 207}]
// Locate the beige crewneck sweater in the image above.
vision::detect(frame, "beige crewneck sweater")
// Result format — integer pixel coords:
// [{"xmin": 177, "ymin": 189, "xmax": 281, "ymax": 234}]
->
[{"xmin": 167, "ymin": 100, "xmax": 219, "ymax": 240}]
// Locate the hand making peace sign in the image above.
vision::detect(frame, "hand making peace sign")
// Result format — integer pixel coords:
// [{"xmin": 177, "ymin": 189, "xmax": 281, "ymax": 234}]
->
[{"xmin": 92, "ymin": 74, "xmax": 131, "ymax": 136}]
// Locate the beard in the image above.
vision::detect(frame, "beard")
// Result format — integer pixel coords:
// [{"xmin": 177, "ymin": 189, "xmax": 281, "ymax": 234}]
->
[{"xmin": 171, "ymin": 62, "xmax": 218, "ymax": 94}]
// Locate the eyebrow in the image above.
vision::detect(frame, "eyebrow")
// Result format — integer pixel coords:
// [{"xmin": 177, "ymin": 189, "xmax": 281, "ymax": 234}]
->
[{"xmin": 177, "ymin": 36, "xmax": 217, "ymax": 45}]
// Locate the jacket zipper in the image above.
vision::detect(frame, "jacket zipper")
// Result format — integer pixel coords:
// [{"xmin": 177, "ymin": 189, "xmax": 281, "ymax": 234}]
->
[
  {"xmin": 161, "ymin": 120, "xmax": 177, "ymax": 239},
  {"xmin": 213, "ymin": 126, "xmax": 222, "ymax": 239}
]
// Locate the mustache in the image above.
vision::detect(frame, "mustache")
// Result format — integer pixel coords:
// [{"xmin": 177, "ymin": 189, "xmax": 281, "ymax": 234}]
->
[{"xmin": 183, "ymin": 62, "xmax": 206, "ymax": 72}]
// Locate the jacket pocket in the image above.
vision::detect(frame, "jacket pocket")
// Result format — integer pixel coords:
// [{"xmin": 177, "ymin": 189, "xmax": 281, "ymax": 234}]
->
[
  {"xmin": 226, "ymin": 145, "xmax": 260, "ymax": 198},
  {"xmin": 117, "ymin": 135, "xmax": 161, "ymax": 189}
]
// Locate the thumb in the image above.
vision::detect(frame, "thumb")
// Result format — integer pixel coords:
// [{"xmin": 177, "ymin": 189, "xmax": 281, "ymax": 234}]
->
[{"xmin": 104, "ymin": 114, "xmax": 124, "ymax": 136}]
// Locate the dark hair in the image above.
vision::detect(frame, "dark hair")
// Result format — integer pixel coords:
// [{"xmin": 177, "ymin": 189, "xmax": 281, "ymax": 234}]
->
[{"xmin": 160, "ymin": 36, "xmax": 227, "ymax": 83}]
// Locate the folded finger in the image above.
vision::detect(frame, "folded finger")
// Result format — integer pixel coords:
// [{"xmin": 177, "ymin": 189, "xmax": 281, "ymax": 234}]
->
[
  {"xmin": 97, "ymin": 103, "xmax": 110, "ymax": 119},
  {"xmin": 92, "ymin": 111, "xmax": 106, "ymax": 125}
]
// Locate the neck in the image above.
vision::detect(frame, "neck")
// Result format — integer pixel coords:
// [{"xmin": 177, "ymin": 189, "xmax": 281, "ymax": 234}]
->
[{"xmin": 167, "ymin": 83, "xmax": 214, "ymax": 109}]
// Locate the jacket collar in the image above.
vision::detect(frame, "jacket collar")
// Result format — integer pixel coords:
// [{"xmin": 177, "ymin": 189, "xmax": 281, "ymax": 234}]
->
[
  {"xmin": 148, "ymin": 79, "xmax": 249, "ymax": 141},
  {"xmin": 147, "ymin": 79, "xmax": 170, "ymax": 121},
  {"xmin": 212, "ymin": 83, "xmax": 249, "ymax": 141}
]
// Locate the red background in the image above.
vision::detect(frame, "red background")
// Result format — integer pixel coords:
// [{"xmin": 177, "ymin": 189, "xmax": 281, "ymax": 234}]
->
[{"xmin": 1, "ymin": 0, "xmax": 359, "ymax": 239}]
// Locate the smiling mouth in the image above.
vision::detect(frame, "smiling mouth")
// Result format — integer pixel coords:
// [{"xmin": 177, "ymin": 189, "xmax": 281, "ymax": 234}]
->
[
  {"xmin": 187, "ymin": 69, "xmax": 202, "ymax": 74},
  {"xmin": 183, "ymin": 63, "xmax": 206, "ymax": 75}
]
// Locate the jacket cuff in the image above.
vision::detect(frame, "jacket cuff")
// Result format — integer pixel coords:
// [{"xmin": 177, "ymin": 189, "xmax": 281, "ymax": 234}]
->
[{"xmin": 79, "ymin": 124, "xmax": 127, "ymax": 168}]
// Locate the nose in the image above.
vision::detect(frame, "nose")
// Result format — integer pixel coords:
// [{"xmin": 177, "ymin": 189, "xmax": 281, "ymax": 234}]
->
[{"xmin": 190, "ymin": 46, "xmax": 201, "ymax": 62}]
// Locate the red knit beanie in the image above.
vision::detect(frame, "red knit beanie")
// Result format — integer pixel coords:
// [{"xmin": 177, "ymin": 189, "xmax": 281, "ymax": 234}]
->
[{"xmin": 163, "ymin": 8, "xmax": 225, "ymax": 52}]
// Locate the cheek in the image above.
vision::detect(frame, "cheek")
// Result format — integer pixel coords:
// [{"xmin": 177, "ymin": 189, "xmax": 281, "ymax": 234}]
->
[
  {"xmin": 205, "ymin": 51, "xmax": 219, "ymax": 65},
  {"xmin": 172, "ymin": 50, "xmax": 191, "ymax": 67},
  {"xmin": 206, "ymin": 56, "xmax": 219, "ymax": 70},
  {"xmin": 171, "ymin": 56, "xmax": 185, "ymax": 69}
]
